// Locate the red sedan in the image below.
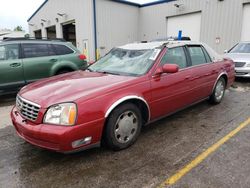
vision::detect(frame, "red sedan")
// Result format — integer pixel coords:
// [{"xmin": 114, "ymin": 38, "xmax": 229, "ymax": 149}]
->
[{"xmin": 11, "ymin": 41, "xmax": 235, "ymax": 153}]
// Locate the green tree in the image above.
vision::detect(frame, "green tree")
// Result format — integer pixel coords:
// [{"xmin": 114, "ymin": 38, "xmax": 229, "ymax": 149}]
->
[{"xmin": 13, "ymin": 26, "xmax": 24, "ymax": 31}]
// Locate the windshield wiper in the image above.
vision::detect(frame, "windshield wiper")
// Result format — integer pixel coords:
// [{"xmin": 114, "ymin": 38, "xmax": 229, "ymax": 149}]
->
[{"xmin": 97, "ymin": 71, "xmax": 121, "ymax": 75}]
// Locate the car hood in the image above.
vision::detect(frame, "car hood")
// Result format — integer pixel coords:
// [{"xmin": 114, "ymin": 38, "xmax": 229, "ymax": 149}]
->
[
  {"xmin": 19, "ymin": 71, "xmax": 137, "ymax": 108},
  {"xmin": 224, "ymin": 53, "xmax": 250, "ymax": 62}
]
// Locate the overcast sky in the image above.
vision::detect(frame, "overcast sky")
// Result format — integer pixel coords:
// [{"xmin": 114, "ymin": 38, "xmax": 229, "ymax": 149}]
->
[{"xmin": 0, "ymin": 0, "xmax": 159, "ymax": 32}]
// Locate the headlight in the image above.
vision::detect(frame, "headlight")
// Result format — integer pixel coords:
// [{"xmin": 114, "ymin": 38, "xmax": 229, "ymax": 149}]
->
[
  {"xmin": 246, "ymin": 63, "xmax": 250, "ymax": 67},
  {"xmin": 44, "ymin": 103, "xmax": 77, "ymax": 126}
]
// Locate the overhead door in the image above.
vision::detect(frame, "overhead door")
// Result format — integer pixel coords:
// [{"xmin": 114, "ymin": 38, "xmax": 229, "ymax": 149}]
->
[
  {"xmin": 166, "ymin": 12, "xmax": 201, "ymax": 41},
  {"xmin": 241, "ymin": 4, "xmax": 250, "ymax": 41}
]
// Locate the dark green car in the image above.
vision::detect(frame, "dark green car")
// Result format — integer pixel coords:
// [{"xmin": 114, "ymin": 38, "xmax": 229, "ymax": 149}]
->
[{"xmin": 0, "ymin": 38, "xmax": 87, "ymax": 95}]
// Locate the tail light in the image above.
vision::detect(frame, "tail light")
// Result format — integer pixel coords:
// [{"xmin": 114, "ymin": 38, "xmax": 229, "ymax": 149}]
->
[{"xmin": 79, "ymin": 54, "xmax": 86, "ymax": 60}]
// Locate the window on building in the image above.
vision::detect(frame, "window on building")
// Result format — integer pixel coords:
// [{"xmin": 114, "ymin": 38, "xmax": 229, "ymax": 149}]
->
[
  {"xmin": 0, "ymin": 44, "xmax": 19, "ymax": 61},
  {"xmin": 187, "ymin": 46, "xmax": 207, "ymax": 66},
  {"xmin": 160, "ymin": 47, "xmax": 187, "ymax": 69}
]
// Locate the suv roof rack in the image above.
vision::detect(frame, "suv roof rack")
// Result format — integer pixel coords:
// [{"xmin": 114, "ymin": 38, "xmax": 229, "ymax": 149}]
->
[{"xmin": 3, "ymin": 37, "xmax": 66, "ymax": 42}]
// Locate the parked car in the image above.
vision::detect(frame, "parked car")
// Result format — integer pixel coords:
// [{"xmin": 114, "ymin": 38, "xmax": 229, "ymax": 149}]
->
[
  {"xmin": 11, "ymin": 41, "xmax": 235, "ymax": 153},
  {"xmin": 0, "ymin": 38, "xmax": 87, "ymax": 95},
  {"xmin": 225, "ymin": 42, "xmax": 250, "ymax": 78}
]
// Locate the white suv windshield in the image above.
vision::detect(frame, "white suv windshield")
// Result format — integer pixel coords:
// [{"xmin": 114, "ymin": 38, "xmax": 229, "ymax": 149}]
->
[
  {"xmin": 89, "ymin": 48, "xmax": 159, "ymax": 76},
  {"xmin": 230, "ymin": 43, "xmax": 250, "ymax": 53}
]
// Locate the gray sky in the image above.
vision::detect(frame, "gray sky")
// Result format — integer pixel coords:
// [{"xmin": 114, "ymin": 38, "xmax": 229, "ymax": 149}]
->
[
  {"xmin": 0, "ymin": 0, "xmax": 45, "ymax": 32},
  {"xmin": 0, "ymin": 0, "xmax": 159, "ymax": 32}
]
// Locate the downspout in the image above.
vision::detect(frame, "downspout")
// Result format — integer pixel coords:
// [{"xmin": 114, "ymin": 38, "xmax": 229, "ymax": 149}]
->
[{"xmin": 93, "ymin": 0, "xmax": 98, "ymax": 60}]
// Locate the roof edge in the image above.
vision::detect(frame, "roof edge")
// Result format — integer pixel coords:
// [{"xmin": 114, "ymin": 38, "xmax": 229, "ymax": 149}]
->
[
  {"xmin": 27, "ymin": 0, "xmax": 48, "ymax": 22},
  {"xmin": 140, "ymin": 0, "xmax": 176, "ymax": 7},
  {"xmin": 27, "ymin": 0, "xmax": 177, "ymax": 22},
  {"xmin": 112, "ymin": 0, "xmax": 140, "ymax": 7}
]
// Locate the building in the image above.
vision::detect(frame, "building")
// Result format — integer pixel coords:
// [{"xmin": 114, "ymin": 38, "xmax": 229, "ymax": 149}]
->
[
  {"xmin": 0, "ymin": 30, "xmax": 26, "ymax": 40},
  {"xmin": 28, "ymin": 0, "xmax": 250, "ymax": 61}
]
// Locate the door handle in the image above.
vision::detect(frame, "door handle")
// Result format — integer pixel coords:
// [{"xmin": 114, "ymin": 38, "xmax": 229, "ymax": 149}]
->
[
  {"xmin": 185, "ymin": 76, "xmax": 191, "ymax": 80},
  {"xmin": 9, "ymin": 63, "xmax": 21, "ymax": 68},
  {"xmin": 50, "ymin": 59, "xmax": 57, "ymax": 63}
]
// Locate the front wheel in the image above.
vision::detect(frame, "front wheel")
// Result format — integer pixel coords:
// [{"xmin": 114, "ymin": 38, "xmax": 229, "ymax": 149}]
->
[
  {"xmin": 103, "ymin": 103, "xmax": 142, "ymax": 151},
  {"xmin": 209, "ymin": 77, "xmax": 226, "ymax": 104}
]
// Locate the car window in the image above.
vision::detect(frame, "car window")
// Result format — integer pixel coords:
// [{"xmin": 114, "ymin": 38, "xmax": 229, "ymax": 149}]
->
[
  {"xmin": 89, "ymin": 48, "xmax": 157, "ymax": 76},
  {"xmin": 160, "ymin": 47, "xmax": 187, "ymax": 69},
  {"xmin": 0, "ymin": 44, "xmax": 19, "ymax": 61},
  {"xmin": 202, "ymin": 47, "xmax": 212, "ymax": 62},
  {"xmin": 188, "ymin": 46, "xmax": 207, "ymax": 66},
  {"xmin": 52, "ymin": 44, "xmax": 74, "ymax": 55},
  {"xmin": 22, "ymin": 43, "xmax": 55, "ymax": 58},
  {"xmin": 229, "ymin": 43, "xmax": 250, "ymax": 53}
]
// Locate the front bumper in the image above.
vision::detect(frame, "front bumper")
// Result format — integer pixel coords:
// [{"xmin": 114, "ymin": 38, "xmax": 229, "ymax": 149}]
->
[
  {"xmin": 235, "ymin": 67, "xmax": 250, "ymax": 78},
  {"xmin": 11, "ymin": 106, "xmax": 104, "ymax": 153}
]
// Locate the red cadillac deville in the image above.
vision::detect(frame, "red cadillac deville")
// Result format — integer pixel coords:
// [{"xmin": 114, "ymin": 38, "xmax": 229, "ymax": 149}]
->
[{"xmin": 11, "ymin": 41, "xmax": 235, "ymax": 153}]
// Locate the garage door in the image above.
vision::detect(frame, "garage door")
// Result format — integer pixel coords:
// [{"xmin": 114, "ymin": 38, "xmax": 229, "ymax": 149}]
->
[
  {"xmin": 241, "ymin": 4, "xmax": 250, "ymax": 41},
  {"xmin": 166, "ymin": 12, "xmax": 201, "ymax": 41}
]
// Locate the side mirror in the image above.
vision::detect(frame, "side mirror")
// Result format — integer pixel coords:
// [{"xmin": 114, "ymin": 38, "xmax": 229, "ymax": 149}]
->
[
  {"xmin": 162, "ymin": 64, "xmax": 179, "ymax": 73},
  {"xmin": 154, "ymin": 64, "xmax": 179, "ymax": 76},
  {"xmin": 224, "ymin": 50, "xmax": 228, "ymax": 54}
]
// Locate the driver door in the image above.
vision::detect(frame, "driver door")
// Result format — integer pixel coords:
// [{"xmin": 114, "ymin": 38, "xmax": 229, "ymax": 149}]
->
[{"xmin": 150, "ymin": 47, "xmax": 194, "ymax": 119}]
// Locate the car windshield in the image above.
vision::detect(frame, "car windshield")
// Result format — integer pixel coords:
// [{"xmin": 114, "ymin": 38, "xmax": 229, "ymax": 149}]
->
[
  {"xmin": 229, "ymin": 43, "xmax": 250, "ymax": 53},
  {"xmin": 88, "ymin": 48, "xmax": 160, "ymax": 76}
]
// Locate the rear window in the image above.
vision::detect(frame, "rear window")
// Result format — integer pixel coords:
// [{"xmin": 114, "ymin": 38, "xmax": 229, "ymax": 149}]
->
[
  {"xmin": 188, "ymin": 46, "xmax": 207, "ymax": 66},
  {"xmin": 52, "ymin": 44, "xmax": 74, "ymax": 55},
  {"xmin": 22, "ymin": 43, "xmax": 56, "ymax": 58}
]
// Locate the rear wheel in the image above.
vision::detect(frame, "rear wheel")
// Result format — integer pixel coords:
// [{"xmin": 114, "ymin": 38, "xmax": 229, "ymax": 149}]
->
[
  {"xmin": 209, "ymin": 77, "xmax": 226, "ymax": 104},
  {"xmin": 104, "ymin": 103, "xmax": 142, "ymax": 151}
]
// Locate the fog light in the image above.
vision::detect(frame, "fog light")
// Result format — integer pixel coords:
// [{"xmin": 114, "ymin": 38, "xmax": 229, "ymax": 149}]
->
[{"xmin": 72, "ymin": 137, "xmax": 92, "ymax": 148}]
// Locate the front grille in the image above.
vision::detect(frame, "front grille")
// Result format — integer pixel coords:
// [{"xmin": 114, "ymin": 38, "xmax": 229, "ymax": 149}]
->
[
  {"xmin": 235, "ymin": 62, "xmax": 246, "ymax": 67},
  {"xmin": 16, "ymin": 96, "xmax": 40, "ymax": 121}
]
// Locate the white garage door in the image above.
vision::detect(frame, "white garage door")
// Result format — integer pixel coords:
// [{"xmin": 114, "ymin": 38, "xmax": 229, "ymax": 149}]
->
[
  {"xmin": 241, "ymin": 4, "xmax": 250, "ymax": 41},
  {"xmin": 166, "ymin": 12, "xmax": 201, "ymax": 41}
]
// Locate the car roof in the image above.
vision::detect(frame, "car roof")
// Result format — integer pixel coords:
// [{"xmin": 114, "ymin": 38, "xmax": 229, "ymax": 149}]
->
[
  {"xmin": 0, "ymin": 40, "xmax": 69, "ymax": 45},
  {"xmin": 119, "ymin": 41, "xmax": 222, "ymax": 61},
  {"xmin": 239, "ymin": 41, "xmax": 250, "ymax": 44},
  {"xmin": 119, "ymin": 41, "xmax": 205, "ymax": 50}
]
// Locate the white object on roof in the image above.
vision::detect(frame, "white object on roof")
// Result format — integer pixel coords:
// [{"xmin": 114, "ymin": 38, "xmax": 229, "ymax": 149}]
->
[
  {"xmin": 0, "ymin": 31, "xmax": 26, "ymax": 40},
  {"xmin": 119, "ymin": 41, "xmax": 222, "ymax": 61}
]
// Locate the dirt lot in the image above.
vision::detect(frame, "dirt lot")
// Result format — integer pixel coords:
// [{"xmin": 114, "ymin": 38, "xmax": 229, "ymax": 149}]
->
[{"xmin": 0, "ymin": 79, "xmax": 250, "ymax": 188}]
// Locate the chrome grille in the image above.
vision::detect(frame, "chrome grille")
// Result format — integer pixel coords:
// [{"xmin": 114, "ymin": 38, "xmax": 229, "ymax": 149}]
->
[
  {"xmin": 16, "ymin": 96, "xmax": 40, "ymax": 121},
  {"xmin": 235, "ymin": 62, "xmax": 246, "ymax": 68}
]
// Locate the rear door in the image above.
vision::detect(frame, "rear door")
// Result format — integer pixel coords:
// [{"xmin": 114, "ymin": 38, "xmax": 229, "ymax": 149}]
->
[
  {"xmin": 186, "ymin": 45, "xmax": 218, "ymax": 101},
  {"xmin": 0, "ymin": 43, "xmax": 24, "ymax": 93},
  {"xmin": 21, "ymin": 43, "xmax": 58, "ymax": 83}
]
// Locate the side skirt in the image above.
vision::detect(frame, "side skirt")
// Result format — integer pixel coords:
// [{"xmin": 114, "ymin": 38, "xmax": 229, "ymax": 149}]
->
[{"xmin": 145, "ymin": 97, "xmax": 210, "ymax": 126}]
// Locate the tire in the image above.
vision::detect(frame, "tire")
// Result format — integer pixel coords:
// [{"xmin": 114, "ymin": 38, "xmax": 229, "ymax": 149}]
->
[
  {"xmin": 103, "ymin": 103, "xmax": 142, "ymax": 151},
  {"xmin": 209, "ymin": 77, "xmax": 226, "ymax": 104}
]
